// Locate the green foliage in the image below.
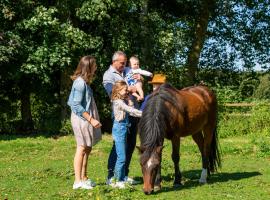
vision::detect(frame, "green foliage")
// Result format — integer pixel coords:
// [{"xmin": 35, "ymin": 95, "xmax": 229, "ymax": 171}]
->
[
  {"xmin": 59, "ymin": 119, "xmax": 73, "ymax": 135},
  {"xmin": 30, "ymin": 94, "xmax": 61, "ymax": 133},
  {"xmin": 77, "ymin": 0, "xmax": 115, "ymax": 21},
  {"xmin": 249, "ymin": 102, "xmax": 270, "ymax": 135},
  {"xmin": 0, "ymin": 0, "xmax": 269, "ymax": 134},
  {"xmin": 253, "ymin": 73, "xmax": 270, "ymax": 99},
  {"xmin": 251, "ymin": 136, "xmax": 270, "ymax": 158},
  {"xmin": 239, "ymin": 72, "xmax": 259, "ymax": 98},
  {"xmin": 202, "ymin": 1, "xmax": 270, "ymax": 71},
  {"xmin": 214, "ymin": 86, "xmax": 243, "ymax": 103},
  {"xmin": 219, "ymin": 101, "xmax": 270, "ymax": 138}
]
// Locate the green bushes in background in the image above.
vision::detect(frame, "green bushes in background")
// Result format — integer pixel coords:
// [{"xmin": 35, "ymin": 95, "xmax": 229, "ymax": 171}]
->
[{"xmin": 219, "ymin": 101, "xmax": 270, "ymax": 138}]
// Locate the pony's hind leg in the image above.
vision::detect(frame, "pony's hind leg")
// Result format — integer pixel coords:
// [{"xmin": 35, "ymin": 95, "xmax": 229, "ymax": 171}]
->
[
  {"xmin": 192, "ymin": 132, "xmax": 208, "ymax": 184},
  {"xmin": 171, "ymin": 136, "xmax": 182, "ymax": 186}
]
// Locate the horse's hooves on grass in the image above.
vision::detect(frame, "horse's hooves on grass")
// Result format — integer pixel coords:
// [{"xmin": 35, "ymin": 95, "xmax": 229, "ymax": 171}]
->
[{"xmin": 154, "ymin": 185, "xmax": 161, "ymax": 191}]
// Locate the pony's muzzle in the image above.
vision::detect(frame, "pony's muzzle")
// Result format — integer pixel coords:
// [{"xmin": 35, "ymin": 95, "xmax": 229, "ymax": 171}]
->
[{"xmin": 143, "ymin": 189, "xmax": 153, "ymax": 195}]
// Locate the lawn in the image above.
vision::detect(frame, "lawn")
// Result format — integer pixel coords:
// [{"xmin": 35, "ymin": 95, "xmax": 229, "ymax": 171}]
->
[{"xmin": 0, "ymin": 133, "xmax": 269, "ymax": 200}]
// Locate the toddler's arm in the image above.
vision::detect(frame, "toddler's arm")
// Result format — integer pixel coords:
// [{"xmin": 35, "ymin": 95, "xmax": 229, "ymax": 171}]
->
[{"xmin": 132, "ymin": 68, "xmax": 153, "ymax": 77}]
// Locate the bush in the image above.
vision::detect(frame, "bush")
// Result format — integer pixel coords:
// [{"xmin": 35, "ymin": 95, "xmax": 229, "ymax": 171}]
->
[
  {"xmin": 253, "ymin": 74, "xmax": 270, "ymax": 100},
  {"xmin": 213, "ymin": 86, "xmax": 243, "ymax": 103},
  {"xmin": 249, "ymin": 102, "xmax": 270, "ymax": 136},
  {"xmin": 218, "ymin": 101, "xmax": 270, "ymax": 138},
  {"xmin": 59, "ymin": 119, "xmax": 73, "ymax": 135}
]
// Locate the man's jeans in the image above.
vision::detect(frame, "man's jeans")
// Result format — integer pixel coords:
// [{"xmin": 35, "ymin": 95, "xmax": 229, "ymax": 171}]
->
[{"xmin": 107, "ymin": 116, "xmax": 138, "ymax": 180}]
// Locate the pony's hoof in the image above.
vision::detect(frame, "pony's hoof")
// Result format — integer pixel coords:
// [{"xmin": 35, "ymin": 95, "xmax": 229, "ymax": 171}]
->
[{"xmin": 154, "ymin": 185, "xmax": 161, "ymax": 191}]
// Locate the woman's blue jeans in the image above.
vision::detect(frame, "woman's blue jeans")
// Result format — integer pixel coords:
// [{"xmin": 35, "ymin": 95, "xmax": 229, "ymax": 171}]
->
[{"xmin": 111, "ymin": 119, "xmax": 129, "ymax": 181}]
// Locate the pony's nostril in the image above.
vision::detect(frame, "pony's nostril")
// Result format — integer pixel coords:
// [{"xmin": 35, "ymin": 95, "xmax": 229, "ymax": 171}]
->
[
  {"xmin": 143, "ymin": 190, "xmax": 153, "ymax": 195},
  {"xmin": 144, "ymin": 191, "xmax": 150, "ymax": 195}
]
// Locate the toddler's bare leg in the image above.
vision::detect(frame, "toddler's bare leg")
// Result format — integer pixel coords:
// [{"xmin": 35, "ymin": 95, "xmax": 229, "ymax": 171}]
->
[
  {"xmin": 132, "ymin": 91, "xmax": 141, "ymax": 100},
  {"xmin": 135, "ymin": 81, "xmax": 144, "ymax": 100}
]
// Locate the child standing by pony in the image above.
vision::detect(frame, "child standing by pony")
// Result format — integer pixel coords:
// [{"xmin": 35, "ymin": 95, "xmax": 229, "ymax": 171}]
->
[{"xmin": 108, "ymin": 80, "xmax": 142, "ymax": 188}]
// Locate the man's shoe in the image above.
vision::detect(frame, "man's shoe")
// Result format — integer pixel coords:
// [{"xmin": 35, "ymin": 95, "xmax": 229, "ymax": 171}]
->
[{"xmin": 106, "ymin": 177, "xmax": 115, "ymax": 185}]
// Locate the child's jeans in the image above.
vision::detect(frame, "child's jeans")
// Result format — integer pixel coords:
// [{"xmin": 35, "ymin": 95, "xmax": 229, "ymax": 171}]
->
[{"xmin": 112, "ymin": 118, "xmax": 129, "ymax": 181}]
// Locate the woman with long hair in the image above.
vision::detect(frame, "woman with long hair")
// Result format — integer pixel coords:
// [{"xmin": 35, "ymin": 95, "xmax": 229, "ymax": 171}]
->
[{"xmin": 67, "ymin": 55, "xmax": 102, "ymax": 189}]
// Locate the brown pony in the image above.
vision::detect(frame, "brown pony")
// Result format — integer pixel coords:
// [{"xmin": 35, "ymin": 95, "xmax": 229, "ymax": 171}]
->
[{"xmin": 138, "ymin": 83, "xmax": 221, "ymax": 195}]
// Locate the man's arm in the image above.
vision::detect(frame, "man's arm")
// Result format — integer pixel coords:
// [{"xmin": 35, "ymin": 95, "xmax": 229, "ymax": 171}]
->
[{"xmin": 102, "ymin": 71, "xmax": 114, "ymax": 98}]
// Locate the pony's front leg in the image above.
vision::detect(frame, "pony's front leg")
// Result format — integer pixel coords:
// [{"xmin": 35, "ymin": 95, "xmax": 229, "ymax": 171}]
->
[
  {"xmin": 199, "ymin": 162, "xmax": 208, "ymax": 184},
  {"xmin": 154, "ymin": 165, "xmax": 162, "ymax": 191},
  {"xmin": 171, "ymin": 137, "xmax": 182, "ymax": 186}
]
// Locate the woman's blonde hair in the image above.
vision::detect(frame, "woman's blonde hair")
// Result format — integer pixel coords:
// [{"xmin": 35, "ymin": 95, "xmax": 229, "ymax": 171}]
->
[
  {"xmin": 71, "ymin": 55, "xmax": 96, "ymax": 83},
  {"xmin": 111, "ymin": 80, "xmax": 128, "ymax": 100}
]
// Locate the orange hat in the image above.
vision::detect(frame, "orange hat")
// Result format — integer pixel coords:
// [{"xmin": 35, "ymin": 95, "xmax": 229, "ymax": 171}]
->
[{"xmin": 148, "ymin": 74, "xmax": 166, "ymax": 84}]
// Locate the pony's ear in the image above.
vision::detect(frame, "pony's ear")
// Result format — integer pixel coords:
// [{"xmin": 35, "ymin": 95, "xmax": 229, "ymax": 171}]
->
[
  {"xmin": 136, "ymin": 146, "xmax": 146, "ymax": 154},
  {"xmin": 156, "ymin": 146, "xmax": 164, "ymax": 154}
]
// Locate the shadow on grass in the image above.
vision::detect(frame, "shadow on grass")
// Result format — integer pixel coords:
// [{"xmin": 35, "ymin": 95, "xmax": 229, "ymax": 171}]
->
[{"xmin": 138, "ymin": 170, "xmax": 262, "ymax": 194}]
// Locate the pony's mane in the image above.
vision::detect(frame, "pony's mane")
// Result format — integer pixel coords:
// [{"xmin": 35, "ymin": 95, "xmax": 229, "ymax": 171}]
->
[{"xmin": 138, "ymin": 83, "xmax": 183, "ymax": 150}]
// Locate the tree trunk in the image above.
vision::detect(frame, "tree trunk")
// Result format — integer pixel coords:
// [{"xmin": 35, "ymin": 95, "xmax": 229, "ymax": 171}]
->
[
  {"xmin": 140, "ymin": 0, "xmax": 153, "ymax": 68},
  {"xmin": 20, "ymin": 88, "xmax": 34, "ymax": 132},
  {"xmin": 186, "ymin": 0, "xmax": 215, "ymax": 86},
  {"xmin": 60, "ymin": 68, "xmax": 72, "ymax": 121}
]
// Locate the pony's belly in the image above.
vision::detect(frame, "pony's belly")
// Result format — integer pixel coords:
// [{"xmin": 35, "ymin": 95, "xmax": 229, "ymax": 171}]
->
[{"xmin": 176, "ymin": 116, "xmax": 208, "ymax": 137}]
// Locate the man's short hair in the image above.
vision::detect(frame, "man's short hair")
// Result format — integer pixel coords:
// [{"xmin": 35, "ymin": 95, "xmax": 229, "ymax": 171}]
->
[{"xmin": 112, "ymin": 51, "xmax": 126, "ymax": 62}]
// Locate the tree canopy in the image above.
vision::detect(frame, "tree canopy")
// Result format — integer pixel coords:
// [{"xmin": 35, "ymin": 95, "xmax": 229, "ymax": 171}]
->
[{"xmin": 0, "ymin": 0, "xmax": 269, "ymax": 133}]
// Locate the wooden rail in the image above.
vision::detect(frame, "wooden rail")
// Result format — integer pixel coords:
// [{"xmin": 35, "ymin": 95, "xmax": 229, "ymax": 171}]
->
[
  {"xmin": 223, "ymin": 102, "xmax": 269, "ymax": 117},
  {"xmin": 224, "ymin": 103, "xmax": 270, "ymax": 107},
  {"xmin": 224, "ymin": 103, "xmax": 256, "ymax": 107}
]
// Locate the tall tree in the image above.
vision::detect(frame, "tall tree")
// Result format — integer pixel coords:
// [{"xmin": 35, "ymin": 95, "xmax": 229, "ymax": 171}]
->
[{"xmin": 0, "ymin": 0, "xmax": 101, "ymax": 132}]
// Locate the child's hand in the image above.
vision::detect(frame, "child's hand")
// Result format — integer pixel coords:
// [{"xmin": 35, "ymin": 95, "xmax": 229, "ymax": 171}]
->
[{"xmin": 127, "ymin": 98, "xmax": 134, "ymax": 106}]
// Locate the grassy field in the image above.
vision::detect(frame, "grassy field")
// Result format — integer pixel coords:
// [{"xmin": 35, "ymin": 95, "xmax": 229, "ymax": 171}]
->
[{"xmin": 0, "ymin": 133, "xmax": 270, "ymax": 200}]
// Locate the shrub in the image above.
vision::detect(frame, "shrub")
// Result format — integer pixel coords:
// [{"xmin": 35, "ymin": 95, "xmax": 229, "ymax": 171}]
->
[
  {"xmin": 253, "ymin": 74, "xmax": 270, "ymax": 100},
  {"xmin": 218, "ymin": 101, "xmax": 270, "ymax": 138}
]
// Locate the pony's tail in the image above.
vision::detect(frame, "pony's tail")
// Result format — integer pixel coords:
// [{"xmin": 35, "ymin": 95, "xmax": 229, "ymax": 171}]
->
[{"xmin": 209, "ymin": 126, "xmax": 221, "ymax": 172}]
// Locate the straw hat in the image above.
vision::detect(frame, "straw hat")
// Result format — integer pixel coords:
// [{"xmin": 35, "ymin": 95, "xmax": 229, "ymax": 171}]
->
[{"xmin": 148, "ymin": 74, "xmax": 166, "ymax": 84}]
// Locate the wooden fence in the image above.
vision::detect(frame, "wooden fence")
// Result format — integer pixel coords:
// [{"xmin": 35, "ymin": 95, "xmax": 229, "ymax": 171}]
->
[{"xmin": 223, "ymin": 102, "xmax": 270, "ymax": 116}]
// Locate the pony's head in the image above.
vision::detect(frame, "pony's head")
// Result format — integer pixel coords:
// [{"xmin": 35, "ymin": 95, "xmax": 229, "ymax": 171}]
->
[
  {"xmin": 138, "ymin": 84, "xmax": 180, "ymax": 194},
  {"xmin": 137, "ymin": 145, "xmax": 163, "ymax": 195}
]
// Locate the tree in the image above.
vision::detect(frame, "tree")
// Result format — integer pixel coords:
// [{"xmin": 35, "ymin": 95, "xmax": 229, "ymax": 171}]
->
[
  {"xmin": 0, "ymin": 0, "xmax": 101, "ymax": 132},
  {"xmin": 149, "ymin": 0, "xmax": 270, "ymax": 85}
]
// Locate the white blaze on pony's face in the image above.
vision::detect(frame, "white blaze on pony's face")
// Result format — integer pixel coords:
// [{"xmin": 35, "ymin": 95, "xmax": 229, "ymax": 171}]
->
[{"xmin": 146, "ymin": 155, "xmax": 155, "ymax": 169}]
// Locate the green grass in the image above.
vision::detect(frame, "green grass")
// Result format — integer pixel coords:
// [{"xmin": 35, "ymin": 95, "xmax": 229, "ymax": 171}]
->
[{"xmin": 0, "ymin": 134, "xmax": 270, "ymax": 200}]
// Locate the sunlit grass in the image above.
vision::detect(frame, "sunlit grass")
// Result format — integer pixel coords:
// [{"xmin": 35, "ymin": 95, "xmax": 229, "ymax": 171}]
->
[{"xmin": 0, "ymin": 134, "xmax": 269, "ymax": 199}]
